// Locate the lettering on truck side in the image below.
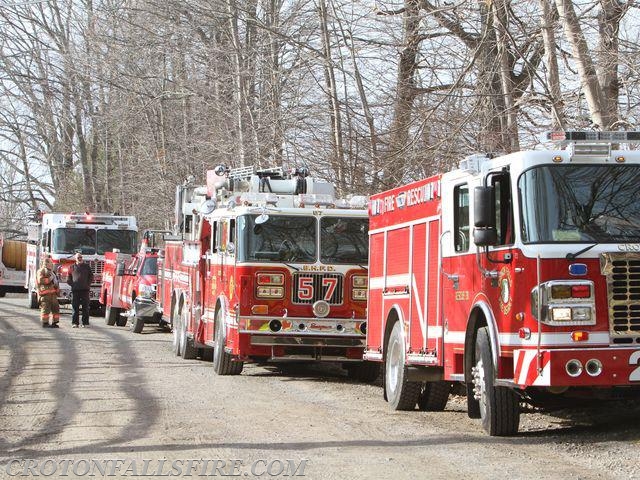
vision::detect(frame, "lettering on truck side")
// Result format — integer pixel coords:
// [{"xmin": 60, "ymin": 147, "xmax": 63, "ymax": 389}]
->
[{"xmin": 371, "ymin": 180, "xmax": 440, "ymax": 216}]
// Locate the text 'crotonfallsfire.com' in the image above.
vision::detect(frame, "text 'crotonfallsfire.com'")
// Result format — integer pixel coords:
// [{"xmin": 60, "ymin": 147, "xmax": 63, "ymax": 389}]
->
[{"xmin": 4, "ymin": 459, "xmax": 308, "ymax": 477}]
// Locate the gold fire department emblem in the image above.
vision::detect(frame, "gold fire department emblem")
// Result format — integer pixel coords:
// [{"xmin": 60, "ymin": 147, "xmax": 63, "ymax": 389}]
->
[{"xmin": 498, "ymin": 266, "xmax": 512, "ymax": 315}]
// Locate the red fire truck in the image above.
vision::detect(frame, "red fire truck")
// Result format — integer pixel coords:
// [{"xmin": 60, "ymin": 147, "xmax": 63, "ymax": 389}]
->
[
  {"xmin": 25, "ymin": 212, "xmax": 138, "ymax": 310},
  {"xmin": 159, "ymin": 166, "xmax": 375, "ymax": 378},
  {"xmin": 100, "ymin": 242, "xmax": 163, "ymax": 333},
  {"xmin": 366, "ymin": 131, "xmax": 640, "ymax": 436}
]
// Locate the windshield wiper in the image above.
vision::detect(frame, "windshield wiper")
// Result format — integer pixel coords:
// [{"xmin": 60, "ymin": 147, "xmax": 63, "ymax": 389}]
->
[{"xmin": 566, "ymin": 243, "xmax": 597, "ymax": 260}]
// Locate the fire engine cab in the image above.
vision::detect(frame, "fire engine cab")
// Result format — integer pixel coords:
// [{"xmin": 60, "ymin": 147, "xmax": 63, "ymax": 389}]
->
[
  {"xmin": 160, "ymin": 165, "xmax": 376, "ymax": 378},
  {"xmin": 366, "ymin": 131, "xmax": 640, "ymax": 436},
  {"xmin": 26, "ymin": 212, "xmax": 138, "ymax": 310},
  {"xmin": 101, "ymin": 237, "xmax": 165, "ymax": 333}
]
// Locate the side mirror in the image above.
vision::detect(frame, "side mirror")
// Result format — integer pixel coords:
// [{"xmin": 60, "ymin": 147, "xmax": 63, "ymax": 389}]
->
[
  {"xmin": 473, "ymin": 186, "xmax": 497, "ymax": 247},
  {"xmin": 226, "ymin": 242, "xmax": 235, "ymax": 255},
  {"xmin": 473, "ymin": 228, "xmax": 498, "ymax": 247}
]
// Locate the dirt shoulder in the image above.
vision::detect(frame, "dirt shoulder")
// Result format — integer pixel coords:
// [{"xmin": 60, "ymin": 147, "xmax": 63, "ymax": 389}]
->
[{"xmin": 0, "ymin": 295, "xmax": 639, "ymax": 479}]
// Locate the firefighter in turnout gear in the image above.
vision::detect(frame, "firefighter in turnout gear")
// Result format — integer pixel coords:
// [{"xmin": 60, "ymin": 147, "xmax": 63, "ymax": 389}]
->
[{"xmin": 37, "ymin": 258, "xmax": 60, "ymax": 328}]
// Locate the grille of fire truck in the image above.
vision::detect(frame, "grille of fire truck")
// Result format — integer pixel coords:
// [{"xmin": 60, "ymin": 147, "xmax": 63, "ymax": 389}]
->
[
  {"xmin": 601, "ymin": 253, "xmax": 640, "ymax": 343},
  {"xmin": 90, "ymin": 259, "xmax": 104, "ymax": 284},
  {"xmin": 292, "ymin": 273, "xmax": 343, "ymax": 305}
]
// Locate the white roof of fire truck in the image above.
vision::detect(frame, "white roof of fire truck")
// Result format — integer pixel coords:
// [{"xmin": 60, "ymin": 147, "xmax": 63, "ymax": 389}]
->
[
  {"xmin": 450, "ymin": 130, "xmax": 640, "ymax": 180},
  {"xmin": 27, "ymin": 212, "xmax": 137, "ymax": 242},
  {"xmin": 36, "ymin": 212, "xmax": 137, "ymax": 229},
  {"xmin": 182, "ymin": 165, "xmax": 368, "ymax": 222}
]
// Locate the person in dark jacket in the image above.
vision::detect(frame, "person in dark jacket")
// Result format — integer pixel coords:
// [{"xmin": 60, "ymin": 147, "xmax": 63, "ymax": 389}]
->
[{"xmin": 68, "ymin": 253, "xmax": 93, "ymax": 327}]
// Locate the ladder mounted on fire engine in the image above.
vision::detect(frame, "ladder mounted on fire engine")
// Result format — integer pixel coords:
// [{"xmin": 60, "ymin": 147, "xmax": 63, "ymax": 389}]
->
[{"xmin": 228, "ymin": 166, "xmax": 287, "ymax": 181}]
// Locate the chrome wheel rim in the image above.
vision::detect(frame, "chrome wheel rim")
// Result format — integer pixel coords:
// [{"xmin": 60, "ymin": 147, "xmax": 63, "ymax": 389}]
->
[
  {"xmin": 387, "ymin": 334, "xmax": 401, "ymax": 394},
  {"xmin": 474, "ymin": 358, "xmax": 487, "ymax": 419}
]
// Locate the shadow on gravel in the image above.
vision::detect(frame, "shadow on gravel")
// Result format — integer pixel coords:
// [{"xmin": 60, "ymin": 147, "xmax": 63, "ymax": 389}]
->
[
  {"xmin": 247, "ymin": 362, "xmax": 382, "ymax": 386},
  {"xmin": 0, "ymin": 304, "xmax": 82, "ymax": 452},
  {"xmin": 8, "ymin": 416, "xmax": 640, "ymax": 458},
  {"xmin": 0, "ymin": 316, "xmax": 28, "ymax": 456},
  {"xmin": 0, "ymin": 303, "xmax": 161, "ymax": 457},
  {"xmin": 518, "ymin": 401, "xmax": 640, "ymax": 441}
]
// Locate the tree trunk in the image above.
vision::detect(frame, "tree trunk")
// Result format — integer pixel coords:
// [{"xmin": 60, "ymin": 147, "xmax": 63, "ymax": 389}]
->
[
  {"xmin": 319, "ymin": 0, "xmax": 346, "ymax": 193},
  {"xmin": 226, "ymin": 0, "xmax": 247, "ymax": 167},
  {"xmin": 492, "ymin": 0, "xmax": 519, "ymax": 152},
  {"xmin": 539, "ymin": 0, "xmax": 565, "ymax": 129},
  {"xmin": 554, "ymin": 0, "xmax": 611, "ymax": 128},
  {"xmin": 597, "ymin": 0, "xmax": 631, "ymax": 128},
  {"xmin": 386, "ymin": 0, "xmax": 421, "ymax": 185}
]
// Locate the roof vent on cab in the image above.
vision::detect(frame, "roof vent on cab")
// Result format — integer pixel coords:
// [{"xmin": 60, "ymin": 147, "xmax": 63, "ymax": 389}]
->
[{"xmin": 458, "ymin": 154, "xmax": 492, "ymax": 174}]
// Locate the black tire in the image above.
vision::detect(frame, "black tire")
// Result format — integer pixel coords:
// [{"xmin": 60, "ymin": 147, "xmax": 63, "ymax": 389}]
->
[
  {"xmin": 179, "ymin": 310, "xmax": 197, "ymax": 359},
  {"xmin": 385, "ymin": 321, "xmax": 421, "ymax": 410},
  {"xmin": 417, "ymin": 381, "xmax": 451, "ymax": 411},
  {"xmin": 29, "ymin": 291, "xmax": 38, "ymax": 309},
  {"xmin": 474, "ymin": 327, "xmax": 520, "ymax": 436},
  {"xmin": 92, "ymin": 303, "xmax": 106, "ymax": 317},
  {"xmin": 116, "ymin": 312, "xmax": 128, "ymax": 327},
  {"xmin": 466, "ymin": 382, "xmax": 481, "ymax": 419},
  {"xmin": 105, "ymin": 305, "xmax": 120, "ymax": 326},
  {"xmin": 0, "ymin": 290, "xmax": 6, "ymax": 298},
  {"xmin": 200, "ymin": 348, "xmax": 214, "ymax": 362},
  {"xmin": 346, "ymin": 362, "xmax": 381, "ymax": 383},
  {"xmin": 133, "ymin": 316, "xmax": 145, "ymax": 334},
  {"xmin": 213, "ymin": 309, "xmax": 243, "ymax": 375}
]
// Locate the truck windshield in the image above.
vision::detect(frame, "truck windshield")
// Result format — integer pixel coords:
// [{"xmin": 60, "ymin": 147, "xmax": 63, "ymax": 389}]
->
[
  {"xmin": 52, "ymin": 228, "xmax": 97, "ymax": 254},
  {"xmin": 51, "ymin": 228, "xmax": 137, "ymax": 255},
  {"xmin": 97, "ymin": 230, "xmax": 137, "ymax": 254},
  {"xmin": 238, "ymin": 215, "xmax": 317, "ymax": 263},
  {"xmin": 519, "ymin": 164, "xmax": 640, "ymax": 243},
  {"xmin": 320, "ymin": 217, "xmax": 368, "ymax": 264},
  {"xmin": 140, "ymin": 257, "xmax": 158, "ymax": 275}
]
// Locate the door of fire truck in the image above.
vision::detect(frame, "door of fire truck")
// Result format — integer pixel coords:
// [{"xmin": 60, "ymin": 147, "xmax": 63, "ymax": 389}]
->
[
  {"xmin": 440, "ymin": 179, "xmax": 476, "ymax": 377},
  {"xmin": 210, "ymin": 217, "xmax": 233, "ymax": 339},
  {"xmin": 475, "ymin": 168, "xmax": 517, "ymax": 376},
  {"xmin": 202, "ymin": 219, "xmax": 217, "ymax": 340}
]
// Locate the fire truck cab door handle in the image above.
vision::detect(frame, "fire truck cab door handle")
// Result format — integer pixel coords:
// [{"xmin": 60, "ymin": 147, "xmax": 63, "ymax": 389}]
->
[
  {"xmin": 439, "ymin": 230, "xmax": 459, "ymax": 289},
  {"xmin": 444, "ymin": 273, "xmax": 459, "ymax": 290}
]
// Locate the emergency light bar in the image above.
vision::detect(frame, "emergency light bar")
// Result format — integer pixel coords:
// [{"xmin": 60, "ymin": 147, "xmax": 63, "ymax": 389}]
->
[
  {"xmin": 548, "ymin": 131, "xmax": 640, "ymax": 143},
  {"xmin": 295, "ymin": 194, "xmax": 334, "ymax": 208}
]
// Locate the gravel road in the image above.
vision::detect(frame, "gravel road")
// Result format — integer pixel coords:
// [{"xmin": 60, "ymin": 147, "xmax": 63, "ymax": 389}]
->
[{"xmin": 0, "ymin": 295, "xmax": 639, "ymax": 480}]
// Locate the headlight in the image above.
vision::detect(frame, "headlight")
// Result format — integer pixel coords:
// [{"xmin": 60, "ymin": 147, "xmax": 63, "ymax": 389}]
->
[
  {"xmin": 256, "ymin": 286, "xmax": 284, "ymax": 298},
  {"xmin": 531, "ymin": 280, "xmax": 595, "ymax": 326},
  {"xmin": 352, "ymin": 275, "xmax": 368, "ymax": 301},
  {"xmin": 352, "ymin": 289, "xmax": 367, "ymax": 301},
  {"xmin": 352, "ymin": 275, "xmax": 367, "ymax": 288},
  {"xmin": 550, "ymin": 307, "xmax": 572, "ymax": 322},
  {"xmin": 56, "ymin": 264, "xmax": 70, "ymax": 281}
]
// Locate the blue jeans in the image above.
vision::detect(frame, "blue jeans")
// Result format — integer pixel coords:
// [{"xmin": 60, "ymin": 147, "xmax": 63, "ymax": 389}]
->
[{"xmin": 72, "ymin": 290, "xmax": 90, "ymax": 325}]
